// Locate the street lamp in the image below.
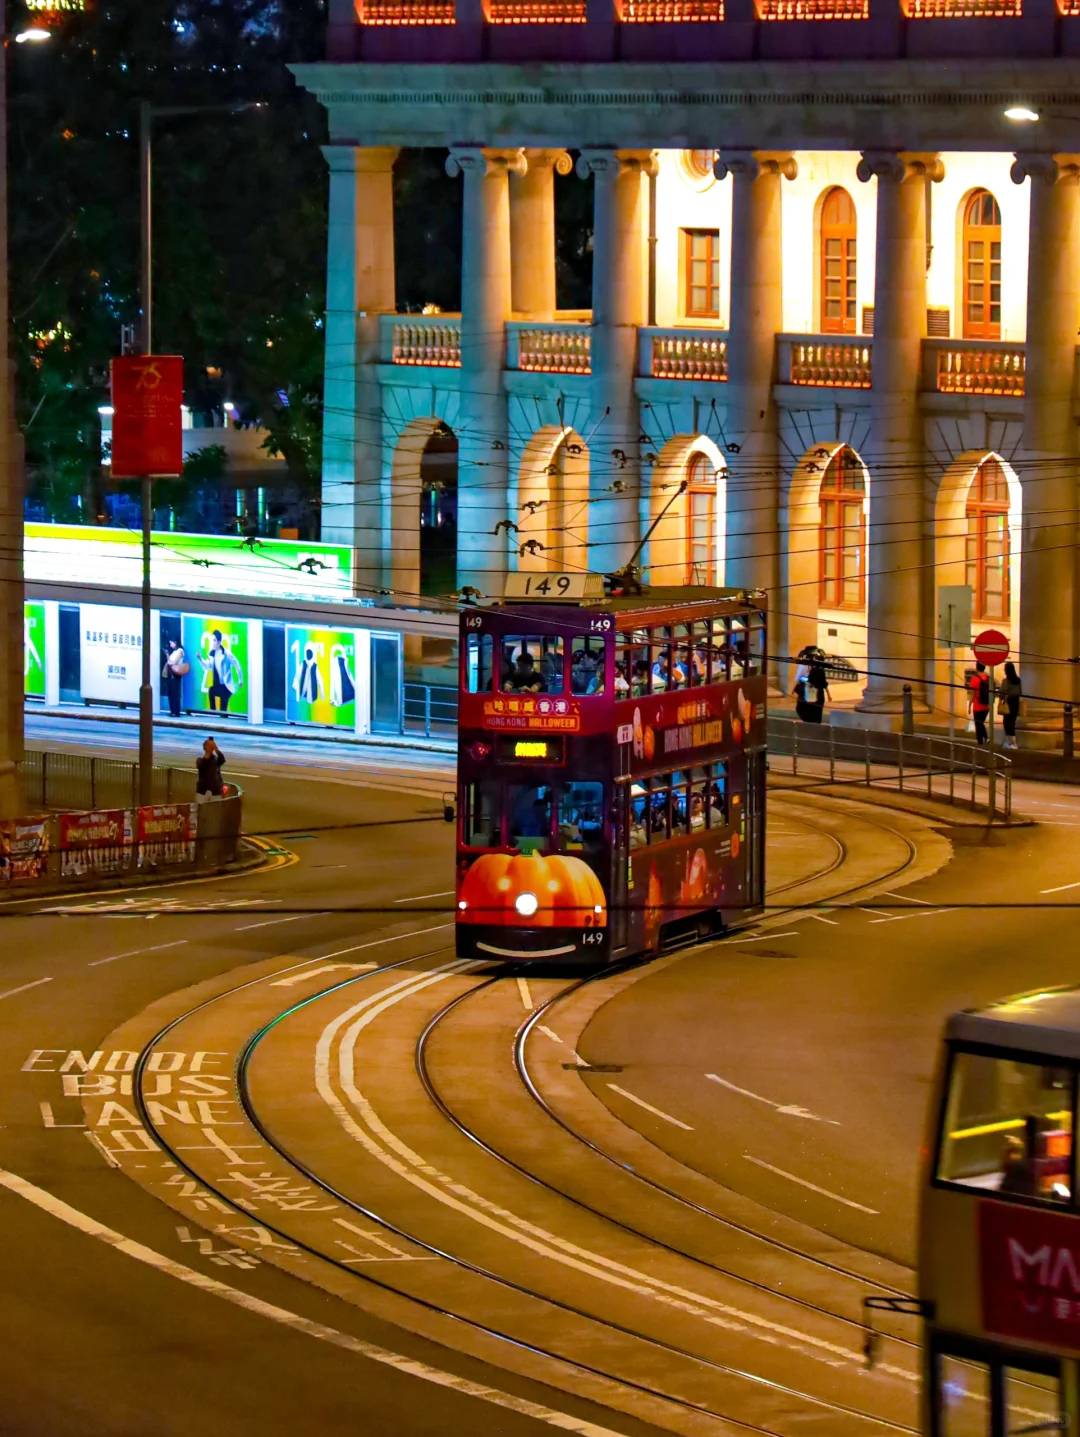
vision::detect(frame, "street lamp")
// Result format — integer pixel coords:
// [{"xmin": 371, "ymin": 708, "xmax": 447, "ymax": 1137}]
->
[
  {"xmin": 1004, "ymin": 106, "xmax": 1041, "ymax": 123},
  {"xmin": 135, "ymin": 97, "xmax": 263, "ymax": 803},
  {"xmin": 14, "ymin": 27, "xmax": 50, "ymax": 41}
]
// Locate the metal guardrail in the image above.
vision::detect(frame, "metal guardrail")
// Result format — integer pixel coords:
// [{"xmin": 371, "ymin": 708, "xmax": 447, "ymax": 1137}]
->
[
  {"xmin": 768, "ymin": 714, "xmax": 1012, "ymax": 821},
  {"xmin": 18, "ymin": 750, "xmax": 195, "ymax": 812},
  {"xmin": 403, "ymin": 683, "xmax": 458, "ymax": 737}
]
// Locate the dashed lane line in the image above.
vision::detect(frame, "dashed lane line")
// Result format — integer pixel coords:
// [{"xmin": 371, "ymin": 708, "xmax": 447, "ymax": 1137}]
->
[
  {"xmin": 1041, "ymin": 879, "xmax": 1080, "ymax": 894},
  {"xmin": 0, "ymin": 976, "xmax": 53, "ymax": 1003},
  {"xmin": 88, "ymin": 939, "xmax": 189, "ymax": 968},
  {"xmin": 743, "ymin": 1157, "xmax": 880, "ymax": 1215},
  {"xmin": 393, "ymin": 890, "xmax": 455, "ymax": 905},
  {"xmin": 517, "ymin": 977, "xmax": 534, "ymax": 1012},
  {"xmin": 0, "ymin": 1166, "xmax": 628, "ymax": 1437},
  {"xmin": 882, "ymin": 892, "xmax": 932, "ymax": 905},
  {"xmin": 235, "ymin": 913, "xmax": 324, "ymax": 933},
  {"xmin": 605, "ymin": 1084, "xmax": 693, "ymax": 1131},
  {"xmin": 868, "ymin": 909, "xmax": 955, "ymax": 925},
  {"xmin": 733, "ymin": 931, "xmax": 799, "ymax": 943}
]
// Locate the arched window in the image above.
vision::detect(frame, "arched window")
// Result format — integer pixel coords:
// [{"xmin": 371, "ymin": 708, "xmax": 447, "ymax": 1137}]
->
[
  {"xmin": 963, "ymin": 190, "xmax": 1002, "ymax": 341},
  {"xmin": 819, "ymin": 448, "xmax": 865, "ymax": 609},
  {"xmin": 684, "ymin": 149, "xmax": 715, "ymax": 180},
  {"xmin": 686, "ymin": 453, "xmax": 718, "ymax": 585},
  {"xmin": 820, "ymin": 187, "xmax": 857, "ymax": 335},
  {"xmin": 966, "ymin": 457, "xmax": 1010, "ymax": 621}
]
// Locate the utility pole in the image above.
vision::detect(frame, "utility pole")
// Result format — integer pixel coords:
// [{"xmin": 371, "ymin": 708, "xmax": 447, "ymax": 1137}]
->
[
  {"xmin": 138, "ymin": 99, "xmax": 153, "ymax": 805},
  {"xmin": 0, "ymin": 0, "xmax": 24, "ymax": 819}
]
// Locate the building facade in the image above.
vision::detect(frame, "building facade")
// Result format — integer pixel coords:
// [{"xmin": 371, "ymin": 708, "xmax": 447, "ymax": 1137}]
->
[{"xmin": 295, "ymin": 18, "xmax": 1080, "ymax": 718}]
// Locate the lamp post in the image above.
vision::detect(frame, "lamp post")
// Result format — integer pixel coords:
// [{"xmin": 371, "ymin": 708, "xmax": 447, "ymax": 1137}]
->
[{"xmin": 136, "ymin": 97, "xmax": 262, "ymax": 805}]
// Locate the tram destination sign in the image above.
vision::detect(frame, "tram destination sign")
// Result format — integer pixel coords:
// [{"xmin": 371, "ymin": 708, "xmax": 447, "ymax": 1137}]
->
[{"xmin": 980, "ymin": 1199, "xmax": 1080, "ymax": 1352}]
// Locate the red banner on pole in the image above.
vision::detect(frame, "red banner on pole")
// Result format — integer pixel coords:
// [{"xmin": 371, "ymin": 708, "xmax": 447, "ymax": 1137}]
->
[{"xmin": 110, "ymin": 355, "xmax": 183, "ymax": 478}]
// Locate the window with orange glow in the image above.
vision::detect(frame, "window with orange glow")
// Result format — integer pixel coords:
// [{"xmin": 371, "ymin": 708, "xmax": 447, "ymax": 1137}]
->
[
  {"xmin": 966, "ymin": 458, "xmax": 1010, "ymax": 621},
  {"xmin": 362, "ymin": 0, "xmax": 455, "ymax": 21},
  {"xmin": 963, "ymin": 190, "xmax": 1002, "ymax": 341},
  {"xmin": 487, "ymin": 0, "xmax": 587, "ymax": 20},
  {"xmin": 907, "ymin": 0, "xmax": 1019, "ymax": 16},
  {"xmin": 686, "ymin": 454, "xmax": 718, "ymax": 585},
  {"xmin": 819, "ymin": 448, "xmax": 865, "ymax": 609},
  {"xmin": 760, "ymin": 0, "xmax": 867, "ymax": 17},
  {"xmin": 621, "ymin": 0, "xmax": 723, "ymax": 19},
  {"xmin": 683, "ymin": 230, "xmax": 720, "ymax": 319},
  {"xmin": 684, "ymin": 150, "xmax": 716, "ymax": 179},
  {"xmin": 820, "ymin": 187, "xmax": 857, "ymax": 335}
]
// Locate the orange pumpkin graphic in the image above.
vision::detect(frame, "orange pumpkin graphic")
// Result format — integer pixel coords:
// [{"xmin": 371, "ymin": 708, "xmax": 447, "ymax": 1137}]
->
[
  {"xmin": 458, "ymin": 851, "xmax": 607, "ymax": 928},
  {"xmin": 643, "ymin": 725, "xmax": 655, "ymax": 760},
  {"xmin": 644, "ymin": 864, "xmax": 663, "ymax": 947},
  {"xmin": 680, "ymin": 847, "xmax": 709, "ymax": 906}
]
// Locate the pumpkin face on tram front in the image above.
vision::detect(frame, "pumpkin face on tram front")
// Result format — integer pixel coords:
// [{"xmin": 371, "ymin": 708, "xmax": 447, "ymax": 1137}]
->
[{"xmin": 458, "ymin": 851, "xmax": 607, "ymax": 928}]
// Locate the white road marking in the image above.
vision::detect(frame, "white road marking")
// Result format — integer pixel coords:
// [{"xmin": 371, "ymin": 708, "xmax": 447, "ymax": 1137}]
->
[
  {"xmin": 316, "ymin": 925, "xmax": 453, "ymax": 960},
  {"xmin": 734, "ymin": 931, "xmax": 798, "ymax": 943},
  {"xmin": 516, "ymin": 977, "xmax": 533, "ymax": 1011},
  {"xmin": 0, "ymin": 976, "xmax": 52, "ymax": 1003},
  {"xmin": 706, "ymin": 1073, "xmax": 840, "ymax": 1125},
  {"xmin": 1041, "ymin": 879, "xmax": 1080, "ymax": 894},
  {"xmin": 393, "ymin": 890, "xmax": 454, "ymax": 904},
  {"xmin": 88, "ymin": 939, "xmax": 189, "ymax": 967},
  {"xmin": 606, "ymin": 1084, "xmax": 693, "ymax": 1131},
  {"xmin": 868, "ymin": 908, "xmax": 955, "ymax": 924},
  {"xmin": 883, "ymin": 891, "xmax": 932, "ymax": 905},
  {"xmin": 0, "ymin": 1165, "xmax": 626, "ymax": 1437},
  {"xmin": 270, "ymin": 963, "xmax": 377, "ymax": 988},
  {"xmin": 806, "ymin": 913, "xmax": 838, "ymax": 925},
  {"xmin": 538, "ymin": 1025, "xmax": 563, "ymax": 1045},
  {"xmin": 236, "ymin": 913, "xmax": 322, "ymax": 932},
  {"xmin": 743, "ymin": 1156, "xmax": 879, "ymax": 1214}
]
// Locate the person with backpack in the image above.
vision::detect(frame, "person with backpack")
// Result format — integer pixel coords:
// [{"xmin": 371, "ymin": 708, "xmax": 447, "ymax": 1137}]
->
[
  {"xmin": 998, "ymin": 661, "xmax": 1022, "ymax": 750},
  {"xmin": 969, "ymin": 661, "xmax": 991, "ymax": 746}
]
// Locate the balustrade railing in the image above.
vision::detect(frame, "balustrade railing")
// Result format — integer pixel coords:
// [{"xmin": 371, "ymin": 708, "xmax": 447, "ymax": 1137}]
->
[
  {"xmin": 387, "ymin": 316, "xmax": 462, "ymax": 368},
  {"xmin": 508, "ymin": 321, "xmax": 591, "ymax": 374},
  {"xmin": 642, "ymin": 328, "xmax": 728, "ymax": 381},
  {"xmin": 781, "ymin": 336, "xmax": 872, "ymax": 388},
  {"xmin": 929, "ymin": 339, "xmax": 1025, "ymax": 397}
]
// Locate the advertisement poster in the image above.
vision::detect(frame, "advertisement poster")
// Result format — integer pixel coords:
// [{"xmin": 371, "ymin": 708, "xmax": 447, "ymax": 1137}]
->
[
  {"xmin": 59, "ymin": 809, "xmax": 133, "ymax": 879},
  {"xmin": 181, "ymin": 616, "xmax": 248, "ymax": 717},
  {"xmin": 137, "ymin": 804, "xmax": 196, "ymax": 868},
  {"xmin": 980, "ymin": 1199, "xmax": 1080, "ymax": 1352},
  {"xmin": 80, "ymin": 603, "xmax": 142, "ymax": 705},
  {"xmin": 24, "ymin": 600, "xmax": 45, "ymax": 699},
  {"xmin": 0, "ymin": 819, "xmax": 50, "ymax": 882},
  {"xmin": 109, "ymin": 354, "xmax": 183, "ymax": 478},
  {"xmin": 285, "ymin": 626, "xmax": 356, "ymax": 728}
]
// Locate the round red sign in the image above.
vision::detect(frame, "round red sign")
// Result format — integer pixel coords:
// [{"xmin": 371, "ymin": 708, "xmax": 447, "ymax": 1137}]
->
[{"xmin": 972, "ymin": 628, "xmax": 1010, "ymax": 666}]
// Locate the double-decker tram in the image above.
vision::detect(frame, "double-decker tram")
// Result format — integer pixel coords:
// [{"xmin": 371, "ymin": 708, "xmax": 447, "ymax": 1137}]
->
[
  {"xmin": 920, "ymin": 988, "xmax": 1080, "ymax": 1434},
  {"xmin": 454, "ymin": 574, "xmax": 767, "ymax": 963}
]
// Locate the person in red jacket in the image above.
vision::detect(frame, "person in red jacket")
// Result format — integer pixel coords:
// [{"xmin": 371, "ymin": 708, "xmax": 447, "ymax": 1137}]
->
[{"xmin": 968, "ymin": 662, "xmax": 991, "ymax": 746}]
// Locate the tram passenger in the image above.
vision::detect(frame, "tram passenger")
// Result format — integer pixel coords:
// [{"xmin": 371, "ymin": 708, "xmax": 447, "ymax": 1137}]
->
[
  {"xmin": 506, "ymin": 650, "xmax": 543, "ymax": 693},
  {"xmin": 615, "ymin": 661, "xmax": 630, "ymax": 696},
  {"xmin": 690, "ymin": 794, "xmax": 706, "ymax": 831},
  {"xmin": 999, "ymin": 1116, "xmax": 1040, "ymax": 1196},
  {"xmin": 672, "ymin": 648, "xmax": 691, "ymax": 690},
  {"xmin": 540, "ymin": 647, "xmax": 563, "ymax": 694},
  {"xmin": 631, "ymin": 660, "xmax": 650, "ymax": 697},
  {"xmin": 571, "ymin": 647, "xmax": 602, "ymax": 695},
  {"xmin": 652, "ymin": 648, "xmax": 671, "ymax": 692}
]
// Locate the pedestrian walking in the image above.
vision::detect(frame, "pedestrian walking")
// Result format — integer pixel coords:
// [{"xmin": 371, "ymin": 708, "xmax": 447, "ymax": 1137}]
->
[
  {"xmin": 162, "ymin": 637, "xmax": 187, "ymax": 718},
  {"xmin": 794, "ymin": 647, "xmax": 828, "ymax": 723},
  {"xmin": 969, "ymin": 661, "xmax": 991, "ymax": 746},
  {"xmin": 998, "ymin": 661, "xmax": 1022, "ymax": 750},
  {"xmin": 195, "ymin": 736, "xmax": 226, "ymax": 801}
]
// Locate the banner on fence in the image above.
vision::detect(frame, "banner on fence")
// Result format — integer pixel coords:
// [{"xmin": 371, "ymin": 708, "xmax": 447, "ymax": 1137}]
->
[
  {"xmin": 59, "ymin": 809, "xmax": 133, "ymax": 878},
  {"xmin": 0, "ymin": 818, "xmax": 50, "ymax": 882},
  {"xmin": 137, "ymin": 803, "xmax": 196, "ymax": 868}
]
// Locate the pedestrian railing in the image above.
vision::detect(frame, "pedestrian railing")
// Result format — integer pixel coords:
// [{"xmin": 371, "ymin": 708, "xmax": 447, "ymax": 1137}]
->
[
  {"xmin": 403, "ymin": 683, "xmax": 458, "ymax": 738},
  {"xmin": 768, "ymin": 713, "xmax": 1012, "ymax": 821},
  {"xmin": 18, "ymin": 750, "xmax": 195, "ymax": 812}
]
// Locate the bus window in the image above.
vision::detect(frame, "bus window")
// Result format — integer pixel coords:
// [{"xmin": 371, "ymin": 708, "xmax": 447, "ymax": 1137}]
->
[
  {"xmin": 689, "ymin": 767, "xmax": 711, "ymax": 830},
  {"xmin": 570, "ymin": 637, "xmax": 606, "ymax": 696},
  {"xmin": 502, "ymin": 636, "xmax": 564, "ymax": 695},
  {"xmin": 647, "ymin": 778, "xmax": 671, "ymax": 843},
  {"xmin": 466, "ymin": 633, "xmax": 494, "ymax": 693},
  {"xmin": 709, "ymin": 618, "xmax": 731, "ymax": 682},
  {"xmin": 1005, "ymin": 1367, "xmax": 1062, "ymax": 1434},
  {"xmin": 690, "ymin": 622, "xmax": 709, "ymax": 685},
  {"xmin": 558, "ymin": 781, "xmax": 604, "ymax": 855},
  {"xmin": 937, "ymin": 1051, "xmax": 1074, "ymax": 1203},
  {"xmin": 672, "ymin": 625, "xmax": 692, "ymax": 691},
  {"xmin": 508, "ymin": 783, "xmax": 553, "ymax": 854},
  {"xmin": 707, "ymin": 765, "xmax": 728, "ymax": 825},
  {"xmin": 731, "ymin": 618, "xmax": 751, "ymax": 677},
  {"xmin": 464, "ymin": 781, "xmax": 499, "ymax": 847},
  {"xmin": 629, "ymin": 784, "xmax": 647, "ymax": 848},
  {"xmin": 937, "ymin": 1354, "xmax": 990, "ymax": 1436},
  {"xmin": 670, "ymin": 772, "xmax": 690, "ymax": 836},
  {"xmin": 651, "ymin": 629, "xmax": 673, "ymax": 693}
]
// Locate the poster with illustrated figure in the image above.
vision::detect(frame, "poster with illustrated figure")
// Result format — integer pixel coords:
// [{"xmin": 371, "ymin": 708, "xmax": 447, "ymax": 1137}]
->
[
  {"xmin": 180, "ymin": 616, "xmax": 248, "ymax": 717},
  {"xmin": 24, "ymin": 601, "xmax": 45, "ymax": 699},
  {"xmin": 286, "ymin": 626, "xmax": 356, "ymax": 728}
]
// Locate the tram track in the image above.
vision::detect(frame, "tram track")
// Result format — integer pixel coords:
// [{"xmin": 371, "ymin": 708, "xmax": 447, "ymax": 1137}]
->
[{"xmin": 121, "ymin": 948, "xmax": 920, "ymax": 1437}]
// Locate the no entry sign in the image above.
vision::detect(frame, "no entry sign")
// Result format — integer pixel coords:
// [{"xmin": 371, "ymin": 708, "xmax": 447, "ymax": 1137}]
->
[
  {"xmin": 110, "ymin": 355, "xmax": 183, "ymax": 479},
  {"xmin": 972, "ymin": 628, "xmax": 1009, "ymax": 666}
]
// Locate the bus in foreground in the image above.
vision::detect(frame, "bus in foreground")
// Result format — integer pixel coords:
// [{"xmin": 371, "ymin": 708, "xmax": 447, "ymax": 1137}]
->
[
  {"xmin": 455, "ymin": 575, "xmax": 767, "ymax": 963},
  {"xmin": 920, "ymin": 987, "xmax": 1080, "ymax": 1434}
]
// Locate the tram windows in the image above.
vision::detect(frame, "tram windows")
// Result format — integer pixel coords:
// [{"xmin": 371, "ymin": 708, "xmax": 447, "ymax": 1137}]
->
[
  {"xmin": 463, "ymin": 781, "xmax": 499, "ymax": 847},
  {"xmin": 689, "ymin": 621, "xmax": 710, "ymax": 685},
  {"xmin": 937, "ymin": 1051, "xmax": 1074, "ymax": 1203},
  {"xmin": 558, "ymin": 781, "xmax": 604, "ymax": 854},
  {"xmin": 1005, "ymin": 1367, "xmax": 1062, "ymax": 1435},
  {"xmin": 630, "ymin": 784, "xmax": 648, "ymax": 847},
  {"xmin": 501, "ymin": 636, "xmax": 564, "ymax": 695},
  {"xmin": 570, "ymin": 636, "xmax": 606, "ymax": 696},
  {"xmin": 647, "ymin": 779, "xmax": 672, "ymax": 842},
  {"xmin": 669, "ymin": 772, "xmax": 691, "ymax": 835},
  {"xmin": 652, "ymin": 629, "xmax": 675, "ymax": 693},
  {"xmin": 937, "ymin": 1354, "xmax": 991, "ymax": 1436},
  {"xmin": 689, "ymin": 767, "xmax": 712, "ymax": 830},
  {"xmin": 730, "ymin": 618, "xmax": 751, "ymax": 676},
  {"xmin": 466, "ymin": 633, "xmax": 494, "ymax": 693},
  {"xmin": 508, "ymin": 784, "xmax": 553, "ymax": 854}
]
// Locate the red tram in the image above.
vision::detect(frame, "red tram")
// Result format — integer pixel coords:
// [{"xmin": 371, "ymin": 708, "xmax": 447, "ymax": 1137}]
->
[{"xmin": 455, "ymin": 576, "xmax": 767, "ymax": 963}]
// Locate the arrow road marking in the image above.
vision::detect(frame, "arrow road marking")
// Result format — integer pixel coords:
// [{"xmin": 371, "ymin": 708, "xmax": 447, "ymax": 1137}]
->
[{"xmin": 706, "ymin": 1073, "xmax": 841, "ymax": 1125}]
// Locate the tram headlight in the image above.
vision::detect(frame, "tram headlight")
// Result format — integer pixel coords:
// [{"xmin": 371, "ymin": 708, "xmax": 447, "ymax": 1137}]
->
[{"xmin": 514, "ymin": 891, "xmax": 539, "ymax": 918}]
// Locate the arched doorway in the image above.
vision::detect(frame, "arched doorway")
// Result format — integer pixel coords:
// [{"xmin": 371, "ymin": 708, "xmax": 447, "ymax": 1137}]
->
[
  {"xmin": 962, "ymin": 190, "xmax": 1002, "ymax": 341},
  {"xmin": 645, "ymin": 436, "xmax": 725, "ymax": 586},
  {"xmin": 516, "ymin": 427, "xmax": 589, "ymax": 573},
  {"xmin": 934, "ymin": 450, "xmax": 1021, "ymax": 722},
  {"xmin": 819, "ymin": 187, "xmax": 857, "ymax": 336},
  {"xmin": 420, "ymin": 425, "xmax": 458, "ymax": 597}
]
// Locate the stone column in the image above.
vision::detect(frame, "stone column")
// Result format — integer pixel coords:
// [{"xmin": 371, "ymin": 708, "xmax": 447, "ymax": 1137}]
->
[
  {"xmin": 510, "ymin": 150, "xmax": 571, "ymax": 320},
  {"xmin": 715, "ymin": 150, "xmax": 797, "ymax": 601},
  {"xmin": 577, "ymin": 148, "xmax": 656, "ymax": 575},
  {"xmin": 856, "ymin": 151, "xmax": 943, "ymax": 711},
  {"xmin": 1012, "ymin": 153, "xmax": 1080, "ymax": 711},
  {"xmin": 319, "ymin": 145, "xmax": 398, "ymax": 594},
  {"xmin": 447, "ymin": 145, "xmax": 524, "ymax": 594}
]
